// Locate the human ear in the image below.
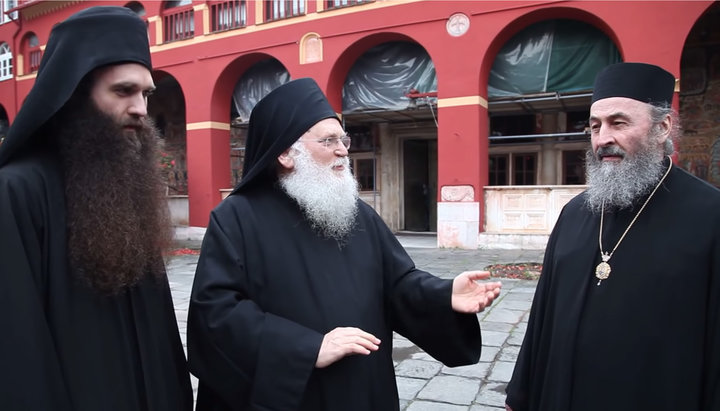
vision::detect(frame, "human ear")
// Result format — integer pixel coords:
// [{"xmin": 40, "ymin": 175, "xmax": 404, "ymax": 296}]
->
[
  {"xmin": 656, "ymin": 114, "xmax": 672, "ymax": 144},
  {"xmin": 277, "ymin": 148, "xmax": 295, "ymax": 170}
]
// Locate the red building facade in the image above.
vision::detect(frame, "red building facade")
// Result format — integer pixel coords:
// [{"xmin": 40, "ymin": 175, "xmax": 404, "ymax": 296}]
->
[{"xmin": 1, "ymin": 0, "xmax": 718, "ymax": 248}]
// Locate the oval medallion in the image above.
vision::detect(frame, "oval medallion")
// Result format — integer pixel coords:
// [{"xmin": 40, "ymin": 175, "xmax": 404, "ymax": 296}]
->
[{"xmin": 595, "ymin": 261, "xmax": 611, "ymax": 280}]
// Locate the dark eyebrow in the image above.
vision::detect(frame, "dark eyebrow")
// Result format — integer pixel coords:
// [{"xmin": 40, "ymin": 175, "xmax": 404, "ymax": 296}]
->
[
  {"xmin": 111, "ymin": 81, "xmax": 139, "ymax": 89},
  {"xmin": 589, "ymin": 111, "xmax": 631, "ymax": 123},
  {"xmin": 111, "ymin": 81, "xmax": 155, "ymax": 92}
]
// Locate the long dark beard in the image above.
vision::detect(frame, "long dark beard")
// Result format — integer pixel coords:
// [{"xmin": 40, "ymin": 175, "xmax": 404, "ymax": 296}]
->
[{"xmin": 57, "ymin": 102, "xmax": 172, "ymax": 294}]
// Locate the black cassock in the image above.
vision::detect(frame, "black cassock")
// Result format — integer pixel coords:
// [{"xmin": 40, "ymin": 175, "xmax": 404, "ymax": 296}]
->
[
  {"xmin": 0, "ymin": 152, "xmax": 193, "ymax": 410},
  {"xmin": 188, "ymin": 184, "xmax": 482, "ymax": 410},
  {"xmin": 506, "ymin": 164, "xmax": 720, "ymax": 411}
]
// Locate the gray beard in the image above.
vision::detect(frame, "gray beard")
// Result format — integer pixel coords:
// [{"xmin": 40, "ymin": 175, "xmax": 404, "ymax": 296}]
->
[
  {"xmin": 279, "ymin": 144, "xmax": 359, "ymax": 241},
  {"xmin": 584, "ymin": 138, "xmax": 666, "ymax": 214}
]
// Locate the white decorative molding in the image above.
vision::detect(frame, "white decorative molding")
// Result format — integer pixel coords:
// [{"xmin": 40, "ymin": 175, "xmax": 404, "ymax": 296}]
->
[
  {"xmin": 441, "ymin": 185, "xmax": 474, "ymax": 202},
  {"xmin": 484, "ymin": 185, "xmax": 585, "ymax": 234},
  {"xmin": 446, "ymin": 12, "xmax": 469, "ymax": 37}
]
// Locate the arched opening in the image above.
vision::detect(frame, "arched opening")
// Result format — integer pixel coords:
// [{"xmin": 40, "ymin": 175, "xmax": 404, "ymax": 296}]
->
[
  {"xmin": 229, "ymin": 58, "xmax": 290, "ymax": 187},
  {"xmin": 487, "ymin": 19, "xmax": 621, "ymax": 187},
  {"xmin": 124, "ymin": 1, "xmax": 146, "ymax": 17},
  {"xmin": 678, "ymin": 2, "xmax": 720, "ymax": 187},
  {"xmin": 341, "ymin": 40, "xmax": 438, "ymax": 232},
  {"xmin": 22, "ymin": 32, "xmax": 42, "ymax": 74},
  {"xmin": 148, "ymin": 73, "xmax": 188, "ymax": 196},
  {"xmin": 0, "ymin": 104, "xmax": 8, "ymax": 147}
]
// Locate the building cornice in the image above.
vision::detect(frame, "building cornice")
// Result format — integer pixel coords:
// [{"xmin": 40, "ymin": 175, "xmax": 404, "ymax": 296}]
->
[{"xmin": 10, "ymin": 0, "xmax": 82, "ymax": 22}]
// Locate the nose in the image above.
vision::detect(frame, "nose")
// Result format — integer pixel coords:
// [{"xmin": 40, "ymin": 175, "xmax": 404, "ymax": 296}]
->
[
  {"xmin": 127, "ymin": 93, "xmax": 148, "ymax": 118},
  {"xmin": 334, "ymin": 143, "xmax": 349, "ymax": 157},
  {"xmin": 593, "ymin": 124, "xmax": 615, "ymax": 149}
]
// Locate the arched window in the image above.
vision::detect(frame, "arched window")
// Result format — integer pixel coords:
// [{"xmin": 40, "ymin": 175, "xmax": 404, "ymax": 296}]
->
[
  {"xmin": 24, "ymin": 33, "xmax": 42, "ymax": 74},
  {"xmin": 0, "ymin": 42, "xmax": 12, "ymax": 81},
  {"xmin": 125, "ymin": 1, "xmax": 148, "ymax": 29},
  {"xmin": 124, "ymin": 1, "xmax": 146, "ymax": 17},
  {"xmin": 163, "ymin": 0, "xmax": 194, "ymax": 43}
]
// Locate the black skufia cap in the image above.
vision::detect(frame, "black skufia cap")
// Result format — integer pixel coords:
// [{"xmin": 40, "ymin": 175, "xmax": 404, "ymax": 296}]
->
[
  {"xmin": 591, "ymin": 62, "xmax": 675, "ymax": 106},
  {"xmin": 231, "ymin": 77, "xmax": 339, "ymax": 194}
]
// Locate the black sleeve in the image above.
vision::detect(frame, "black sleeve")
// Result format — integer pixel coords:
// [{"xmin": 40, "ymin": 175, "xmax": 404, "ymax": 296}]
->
[
  {"xmin": 187, "ymin": 207, "xmax": 323, "ymax": 410},
  {"xmin": 0, "ymin": 166, "xmax": 73, "ymax": 409},
  {"xmin": 379, "ymin": 217, "xmax": 482, "ymax": 367},
  {"xmin": 703, "ymin": 215, "xmax": 720, "ymax": 410}
]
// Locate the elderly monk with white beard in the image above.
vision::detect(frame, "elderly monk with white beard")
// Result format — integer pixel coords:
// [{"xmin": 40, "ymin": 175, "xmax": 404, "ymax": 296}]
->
[
  {"xmin": 187, "ymin": 78, "xmax": 502, "ymax": 411},
  {"xmin": 505, "ymin": 62, "xmax": 720, "ymax": 411},
  {"xmin": 0, "ymin": 6, "xmax": 192, "ymax": 410}
]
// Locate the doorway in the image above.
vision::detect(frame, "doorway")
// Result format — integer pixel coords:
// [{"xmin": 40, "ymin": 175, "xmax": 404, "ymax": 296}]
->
[{"xmin": 403, "ymin": 139, "xmax": 437, "ymax": 232}]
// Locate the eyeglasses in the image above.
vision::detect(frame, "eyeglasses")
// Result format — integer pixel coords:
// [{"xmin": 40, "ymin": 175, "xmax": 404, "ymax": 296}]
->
[{"xmin": 299, "ymin": 134, "xmax": 351, "ymax": 150}]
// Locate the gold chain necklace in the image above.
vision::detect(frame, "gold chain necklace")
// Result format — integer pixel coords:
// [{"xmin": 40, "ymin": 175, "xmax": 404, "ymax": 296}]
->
[{"xmin": 595, "ymin": 157, "xmax": 672, "ymax": 286}]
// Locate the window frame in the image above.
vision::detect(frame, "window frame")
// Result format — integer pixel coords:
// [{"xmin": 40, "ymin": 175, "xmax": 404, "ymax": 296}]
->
[
  {"xmin": 210, "ymin": 0, "xmax": 246, "ymax": 33},
  {"xmin": 0, "ymin": 42, "xmax": 12, "ymax": 81},
  {"xmin": 350, "ymin": 152, "xmax": 380, "ymax": 193},
  {"xmin": 1, "ymin": 0, "xmax": 18, "ymax": 25},
  {"xmin": 264, "ymin": 0, "xmax": 305, "ymax": 23},
  {"xmin": 323, "ymin": 0, "xmax": 371, "ymax": 11},
  {"xmin": 162, "ymin": 1, "xmax": 195, "ymax": 43}
]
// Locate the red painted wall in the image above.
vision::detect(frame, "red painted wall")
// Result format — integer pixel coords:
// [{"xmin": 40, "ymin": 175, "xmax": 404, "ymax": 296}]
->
[{"xmin": 0, "ymin": 0, "xmax": 714, "ymax": 230}]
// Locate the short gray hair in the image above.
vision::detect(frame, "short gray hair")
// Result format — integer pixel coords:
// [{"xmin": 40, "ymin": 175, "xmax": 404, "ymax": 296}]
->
[{"xmin": 648, "ymin": 103, "xmax": 680, "ymax": 156}]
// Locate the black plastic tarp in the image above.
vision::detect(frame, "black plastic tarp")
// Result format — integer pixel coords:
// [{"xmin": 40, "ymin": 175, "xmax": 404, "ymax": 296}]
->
[
  {"xmin": 342, "ymin": 42, "xmax": 436, "ymax": 113},
  {"xmin": 231, "ymin": 59, "xmax": 290, "ymax": 122},
  {"xmin": 489, "ymin": 20, "xmax": 621, "ymax": 97}
]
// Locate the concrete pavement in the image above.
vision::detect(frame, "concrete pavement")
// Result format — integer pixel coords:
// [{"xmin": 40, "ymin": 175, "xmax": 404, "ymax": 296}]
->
[{"xmin": 166, "ymin": 235, "xmax": 544, "ymax": 410}]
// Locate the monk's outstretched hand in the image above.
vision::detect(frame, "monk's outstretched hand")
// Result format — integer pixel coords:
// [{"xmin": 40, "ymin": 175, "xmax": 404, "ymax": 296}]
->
[
  {"xmin": 451, "ymin": 271, "xmax": 502, "ymax": 313},
  {"xmin": 316, "ymin": 327, "xmax": 381, "ymax": 368}
]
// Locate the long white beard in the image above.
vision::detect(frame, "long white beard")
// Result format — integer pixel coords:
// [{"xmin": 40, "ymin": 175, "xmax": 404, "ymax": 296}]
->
[
  {"xmin": 584, "ymin": 130, "xmax": 666, "ymax": 213},
  {"xmin": 279, "ymin": 144, "xmax": 359, "ymax": 240}
]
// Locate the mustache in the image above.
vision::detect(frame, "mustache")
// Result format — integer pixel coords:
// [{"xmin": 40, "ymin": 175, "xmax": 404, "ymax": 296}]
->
[
  {"xmin": 123, "ymin": 118, "xmax": 149, "ymax": 129},
  {"xmin": 596, "ymin": 145, "xmax": 626, "ymax": 159},
  {"xmin": 332, "ymin": 157, "xmax": 350, "ymax": 167}
]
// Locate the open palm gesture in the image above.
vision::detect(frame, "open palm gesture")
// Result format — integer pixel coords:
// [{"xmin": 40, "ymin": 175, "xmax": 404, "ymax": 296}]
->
[{"xmin": 451, "ymin": 271, "xmax": 502, "ymax": 313}]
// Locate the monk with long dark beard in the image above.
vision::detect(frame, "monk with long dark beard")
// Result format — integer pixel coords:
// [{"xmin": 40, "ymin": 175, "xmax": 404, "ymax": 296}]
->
[
  {"xmin": 0, "ymin": 6, "xmax": 192, "ymax": 410},
  {"xmin": 56, "ymin": 84, "xmax": 172, "ymax": 293}
]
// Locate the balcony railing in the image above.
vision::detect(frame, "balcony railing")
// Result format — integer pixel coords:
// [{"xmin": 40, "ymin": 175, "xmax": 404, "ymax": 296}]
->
[
  {"xmin": 163, "ymin": 7, "xmax": 195, "ymax": 43},
  {"xmin": 211, "ymin": 0, "xmax": 246, "ymax": 33},
  {"xmin": 325, "ymin": 0, "xmax": 371, "ymax": 10},
  {"xmin": 264, "ymin": 0, "xmax": 304, "ymax": 23}
]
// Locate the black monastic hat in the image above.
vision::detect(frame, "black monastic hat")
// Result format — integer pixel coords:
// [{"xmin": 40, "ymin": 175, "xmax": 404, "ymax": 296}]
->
[
  {"xmin": 231, "ymin": 78, "xmax": 339, "ymax": 194},
  {"xmin": 591, "ymin": 62, "xmax": 675, "ymax": 106},
  {"xmin": 0, "ymin": 6, "xmax": 152, "ymax": 167}
]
